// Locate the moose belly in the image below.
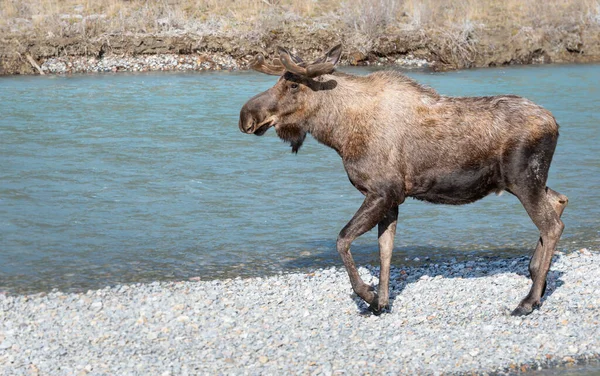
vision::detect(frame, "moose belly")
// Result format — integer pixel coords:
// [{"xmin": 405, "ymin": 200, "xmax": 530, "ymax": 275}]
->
[{"xmin": 409, "ymin": 163, "xmax": 504, "ymax": 205}]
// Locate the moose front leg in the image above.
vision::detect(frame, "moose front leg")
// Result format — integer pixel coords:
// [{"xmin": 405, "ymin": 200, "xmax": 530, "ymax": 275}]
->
[
  {"xmin": 337, "ymin": 194, "xmax": 393, "ymax": 310},
  {"xmin": 375, "ymin": 206, "xmax": 399, "ymax": 313}
]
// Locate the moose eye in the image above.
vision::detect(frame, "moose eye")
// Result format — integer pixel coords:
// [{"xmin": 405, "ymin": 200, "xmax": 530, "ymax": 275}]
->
[{"xmin": 290, "ymin": 83, "xmax": 299, "ymax": 89}]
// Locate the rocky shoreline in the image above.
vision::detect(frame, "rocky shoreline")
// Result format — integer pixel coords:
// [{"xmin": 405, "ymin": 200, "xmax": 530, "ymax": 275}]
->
[
  {"xmin": 38, "ymin": 53, "xmax": 245, "ymax": 75},
  {"xmin": 37, "ymin": 52, "xmax": 429, "ymax": 75},
  {"xmin": 1, "ymin": 249, "xmax": 598, "ymax": 375}
]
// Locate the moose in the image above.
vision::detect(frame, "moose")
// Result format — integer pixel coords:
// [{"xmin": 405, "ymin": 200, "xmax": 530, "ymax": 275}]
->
[{"xmin": 238, "ymin": 44, "xmax": 568, "ymax": 316}]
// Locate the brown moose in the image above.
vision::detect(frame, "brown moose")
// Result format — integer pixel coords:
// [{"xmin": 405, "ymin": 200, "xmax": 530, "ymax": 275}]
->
[{"xmin": 238, "ymin": 44, "xmax": 568, "ymax": 316}]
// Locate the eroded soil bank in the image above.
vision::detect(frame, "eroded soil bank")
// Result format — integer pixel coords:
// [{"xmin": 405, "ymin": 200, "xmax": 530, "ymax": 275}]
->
[{"xmin": 1, "ymin": 24, "xmax": 599, "ymax": 75}]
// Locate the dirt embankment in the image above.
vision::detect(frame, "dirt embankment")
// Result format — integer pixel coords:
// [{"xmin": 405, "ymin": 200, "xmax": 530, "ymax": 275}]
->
[{"xmin": 1, "ymin": 25, "xmax": 599, "ymax": 75}]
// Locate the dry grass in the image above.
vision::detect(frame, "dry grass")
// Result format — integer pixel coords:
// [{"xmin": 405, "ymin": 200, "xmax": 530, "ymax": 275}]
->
[
  {"xmin": 2, "ymin": 0, "xmax": 599, "ymax": 39},
  {"xmin": 0, "ymin": 0, "xmax": 319, "ymax": 37},
  {"xmin": 401, "ymin": 0, "xmax": 600, "ymax": 28}
]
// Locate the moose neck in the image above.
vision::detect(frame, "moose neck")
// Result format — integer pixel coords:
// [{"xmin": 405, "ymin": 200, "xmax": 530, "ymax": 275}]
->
[{"xmin": 305, "ymin": 72, "xmax": 383, "ymax": 160}]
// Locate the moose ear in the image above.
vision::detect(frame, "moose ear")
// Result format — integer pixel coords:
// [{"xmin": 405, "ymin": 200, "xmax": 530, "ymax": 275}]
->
[{"xmin": 313, "ymin": 44, "xmax": 342, "ymax": 65}]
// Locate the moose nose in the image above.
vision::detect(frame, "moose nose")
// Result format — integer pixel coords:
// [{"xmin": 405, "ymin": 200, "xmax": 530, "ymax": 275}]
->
[
  {"xmin": 239, "ymin": 117, "xmax": 255, "ymax": 134},
  {"xmin": 239, "ymin": 107, "xmax": 256, "ymax": 134}
]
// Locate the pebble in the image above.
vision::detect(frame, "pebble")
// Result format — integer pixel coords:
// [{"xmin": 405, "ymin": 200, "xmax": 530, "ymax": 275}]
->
[
  {"xmin": 0, "ymin": 341, "xmax": 12, "ymax": 350},
  {"xmin": 0, "ymin": 251, "xmax": 598, "ymax": 374}
]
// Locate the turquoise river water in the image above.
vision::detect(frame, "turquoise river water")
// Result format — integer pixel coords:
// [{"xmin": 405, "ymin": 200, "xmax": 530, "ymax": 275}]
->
[{"xmin": 1, "ymin": 64, "xmax": 599, "ymax": 294}]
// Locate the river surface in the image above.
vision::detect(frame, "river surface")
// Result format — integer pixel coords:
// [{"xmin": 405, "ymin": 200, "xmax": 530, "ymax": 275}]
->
[{"xmin": 1, "ymin": 64, "xmax": 599, "ymax": 294}]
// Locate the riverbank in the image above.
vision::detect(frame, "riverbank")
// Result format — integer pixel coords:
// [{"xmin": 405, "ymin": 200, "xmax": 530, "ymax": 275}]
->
[
  {"xmin": 2, "ymin": 0, "xmax": 600, "ymax": 75},
  {"xmin": 1, "ymin": 249, "xmax": 598, "ymax": 374},
  {"xmin": 2, "ymin": 26, "xmax": 599, "ymax": 75}
]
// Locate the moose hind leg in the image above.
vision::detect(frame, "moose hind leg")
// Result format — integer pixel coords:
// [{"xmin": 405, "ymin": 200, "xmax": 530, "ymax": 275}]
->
[
  {"xmin": 374, "ymin": 206, "xmax": 399, "ymax": 314},
  {"xmin": 512, "ymin": 188, "xmax": 565, "ymax": 316},
  {"xmin": 528, "ymin": 187, "xmax": 568, "ymax": 295},
  {"xmin": 337, "ymin": 194, "xmax": 393, "ymax": 308}
]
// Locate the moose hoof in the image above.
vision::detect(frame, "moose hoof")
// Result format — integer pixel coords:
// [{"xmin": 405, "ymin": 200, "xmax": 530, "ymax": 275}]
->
[
  {"xmin": 510, "ymin": 306, "xmax": 533, "ymax": 317},
  {"xmin": 368, "ymin": 304, "xmax": 390, "ymax": 316},
  {"xmin": 367, "ymin": 298, "xmax": 390, "ymax": 316},
  {"xmin": 510, "ymin": 301, "xmax": 540, "ymax": 317}
]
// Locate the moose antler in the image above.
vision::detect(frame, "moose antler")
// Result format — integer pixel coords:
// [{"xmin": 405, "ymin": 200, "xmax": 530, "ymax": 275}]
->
[
  {"xmin": 250, "ymin": 54, "xmax": 285, "ymax": 76},
  {"xmin": 251, "ymin": 45, "xmax": 339, "ymax": 77},
  {"xmin": 278, "ymin": 48, "xmax": 335, "ymax": 78}
]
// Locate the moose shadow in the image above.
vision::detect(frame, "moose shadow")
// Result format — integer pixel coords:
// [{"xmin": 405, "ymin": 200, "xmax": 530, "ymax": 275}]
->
[{"xmin": 283, "ymin": 240, "xmax": 565, "ymax": 315}]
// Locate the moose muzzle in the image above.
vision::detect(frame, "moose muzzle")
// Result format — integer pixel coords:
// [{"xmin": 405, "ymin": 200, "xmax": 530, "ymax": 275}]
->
[{"xmin": 238, "ymin": 100, "xmax": 273, "ymax": 136}]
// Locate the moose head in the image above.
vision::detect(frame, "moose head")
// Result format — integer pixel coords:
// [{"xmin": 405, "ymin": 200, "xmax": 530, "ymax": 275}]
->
[{"xmin": 239, "ymin": 45, "xmax": 342, "ymax": 153}]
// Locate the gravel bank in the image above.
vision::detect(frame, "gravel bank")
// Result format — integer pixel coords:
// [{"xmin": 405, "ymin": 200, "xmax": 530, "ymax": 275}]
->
[
  {"xmin": 1, "ymin": 249, "xmax": 598, "ymax": 375},
  {"xmin": 37, "ymin": 53, "xmax": 429, "ymax": 75},
  {"xmin": 39, "ymin": 53, "xmax": 245, "ymax": 74}
]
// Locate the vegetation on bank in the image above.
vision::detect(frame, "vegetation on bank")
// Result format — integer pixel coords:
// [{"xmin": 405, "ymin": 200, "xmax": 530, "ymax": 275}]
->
[
  {"xmin": 1, "ymin": 0, "xmax": 600, "ymax": 74},
  {"xmin": 3, "ymin": 0, "xmax": 599, "ymax": 37}
]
